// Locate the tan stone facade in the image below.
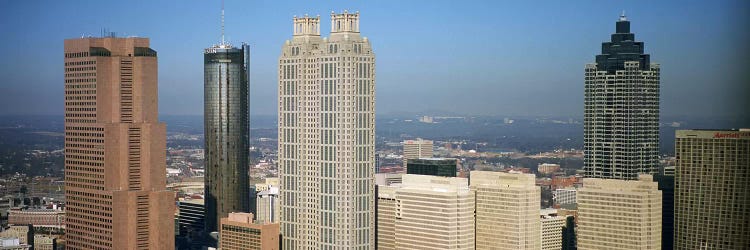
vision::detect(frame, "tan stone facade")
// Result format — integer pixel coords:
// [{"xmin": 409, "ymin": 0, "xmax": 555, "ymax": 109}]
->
[
  {"xmin": 471, "ymin": 171, "xmax": 541, "ymax": 250},
  {"xmin": 403, "ymin": 139, "xmax": 433, "ymax": 169},
  {"xmin": 219, "ymin": 213, "xmax": 280, "ymax": 250},
  {"xmin": 63, "ymin": 37, "xmax": 174, "ymax": 250},
  {"xmin": 577, "ymin": 175, "xmax": 661, "ymax": 249}
]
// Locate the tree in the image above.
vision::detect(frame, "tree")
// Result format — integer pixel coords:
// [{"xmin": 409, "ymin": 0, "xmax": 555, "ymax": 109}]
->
[{"xmin": 562, "ymin": 216, "xmax": 577, "ymax": 250}]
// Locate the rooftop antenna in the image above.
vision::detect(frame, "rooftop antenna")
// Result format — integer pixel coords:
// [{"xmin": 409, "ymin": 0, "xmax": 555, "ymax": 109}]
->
[
  {"xmin": 221, "ymin": 0, "xmax": 225, "ymax": 45},
  {"xmin": 619, "ymin": 10, "xmax": 627, "ymax": 21}
]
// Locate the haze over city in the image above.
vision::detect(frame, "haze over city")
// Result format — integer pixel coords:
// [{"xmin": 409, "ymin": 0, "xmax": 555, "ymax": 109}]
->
[{"xmin": 1, "ymin": 0, "xmax": 748, "ymax": 120}]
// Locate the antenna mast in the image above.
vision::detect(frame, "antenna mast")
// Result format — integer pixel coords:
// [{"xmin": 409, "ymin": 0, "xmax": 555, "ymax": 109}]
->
[{"xmin": 221, "ymin": 0, "xmax": 225, "ymax": 45}]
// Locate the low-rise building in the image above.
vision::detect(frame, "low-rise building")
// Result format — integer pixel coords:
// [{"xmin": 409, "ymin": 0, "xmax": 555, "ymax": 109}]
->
[{"xmin": 219, "ymin": 212, "xmax": 279, "ymax": 250}]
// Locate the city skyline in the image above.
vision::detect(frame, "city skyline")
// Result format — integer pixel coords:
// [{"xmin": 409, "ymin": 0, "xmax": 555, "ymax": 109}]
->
[{"xmin": 1, "ymin": 1, "xmax": 748, "ymax": 120}]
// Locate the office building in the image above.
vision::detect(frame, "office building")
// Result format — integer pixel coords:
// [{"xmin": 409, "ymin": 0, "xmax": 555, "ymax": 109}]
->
[
  {"xmin": 388, "ymin": 175, "xmax": 474, "ymax": 250},
  {"xmin": 540, "ymin": 209, "xmax": 566, "ymax": 250},
  {"xmin": 63, "ymin": 37, "xmax": 174, "ymax": 249},
  {"xmin": 256, "ymin": 187, "xmax": 279, "ymax": 224},
  {"xmin": 219, "ymin": 213, "xmax": 279, "ymax": 250},
  {"xmin": 0, "ymin": 226, "xmax": 30, "ymax": 246},
  {"xmin": 255, "ymin": 178, "xmax": 279, "ymax": 192},
  {"xmin": 584, "ymin": 13, "xmax": 660, "ymax": 180},
  {"xmin": 374, "ymin": 173, "xmax": 403, "ymax": 186},
  {"xmin": 406, "ymin": 158, "xmax": 457, "ymax": 177},
  {"xmin": 203, "ymin": 31, "xmax": 251, "ymax": 233},
  {"xmin": 553, "ymin": 188, "xmax": 577, "ymax": 206},
  {"xmin": 375, "ymin": 185, "xmax": 397, "ymax": 250},
  {"xmin": 278, "ymin": 11, "xmax": 376, "ymax": 249},
  {"xmin": 403, "ymin": 139, "xmax": 433, "ymax": 169},
  {"xmin": 674, "ymin": 129, "xmax": 749, "ymax": 249},
  {"xmin": 8, "ymin": 208, "xmax": 64, "ymax": 229},
  {"xmin": 654, "ymin": 174, "xmax": 674, "ymax": 250},
  {"xmin": 471, "ymin": 171, "xmax": 541, "ymax": 250},
  {"xmin": 177, "ymin": 199, "xmax": 205, "ymax": 247},
  {"xmin": 538, "ymin": 163, "xmax": 561, "ymax": 174},
  {"xmin": 0, "ymin": 238, "xmax": 30, "ymax": 250},
  {"xmin": 33, "ymin": 235, "xmax": 56, "ymax": 250},
  {"xmin": 577, "ymin": 175, "xmax": 661, "ymax": 249}
]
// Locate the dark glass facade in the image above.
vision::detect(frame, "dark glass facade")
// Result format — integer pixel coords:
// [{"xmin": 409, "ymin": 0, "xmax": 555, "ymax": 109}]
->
[
  {"xmin": 406, "ymin": 158, "xmax": 458, "ymax": 177},
  {"xmin": 595, "ymin": 17, "xmax": 650, "ymax": 73},
  {"xmin": 655, "ymin": 174, "xmax": 675, "ymax": 250},
  {"xmin": 203, "ymin": 44, "xmax": 251, "ymax": 234}
]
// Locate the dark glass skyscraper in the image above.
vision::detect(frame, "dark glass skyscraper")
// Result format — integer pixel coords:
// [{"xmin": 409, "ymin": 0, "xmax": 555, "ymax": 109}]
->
[
  {"xmin": 406, "ymin": 158, "xmax": 458, "ymax": 177},
  {"xmin": 203, "ymin": 42, "xmax": 250, "ymax": 234},
  {"xmin": 584, "ymin": 14, "xmax": 660, "ymax": 180}
]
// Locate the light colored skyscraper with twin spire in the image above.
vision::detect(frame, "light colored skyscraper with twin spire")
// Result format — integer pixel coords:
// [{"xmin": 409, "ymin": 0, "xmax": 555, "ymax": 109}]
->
[{"xmin": 278, "ymin": 11, "xmax": 376, "ymax": 249}]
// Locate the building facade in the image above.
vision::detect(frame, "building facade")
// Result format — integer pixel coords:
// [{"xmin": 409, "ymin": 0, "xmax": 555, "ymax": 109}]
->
[
  {"xmin": 7, "ymin": 208, "xmax": 64, "ymax": 228},
  {"xmin": 63, "ymin": 37, "xmax": 174, "ymax": 249},
  {"xmin": 394, "ymin": 175, "xmax": 474, "ymax": 250},
  {"xmin": 405, "ymin": 158, "xmax": 457, "ymax": 177},
  {"xmin": 278, "ymin": 11, "xmax": 376, "ymax": 249},
  {"xmin": 256, "ymin": 187, "xmax": 279, "ymax": 224},
  {"xmin": 674, "ymin": 129, "xmax": 750, "ymax": 249},
  {"xmin": 219, "ymin": 213, "xmax": 280, "ymax": 250},
  {"xmin": 577, "ymin": 175, "xmax": 661, "ymax": 249},
  {"xmin": 177, "ymin": 199, "xmax": 205, "ymax": 248},
  {"xmin": 470, "ymin": 171, "xmax": 541, "ymax": 250},
  {"xmin": 584, "ymin": 14, "xmax": 660, "ymax": 180},
  {"xmin": 375, "ymin": 185, "xmax": 397, "ymax": 250},
  {"xmin": 552, "ymin": 188, "xmax": 577, "ymax": 206},
  {"xmin": 402, "ymin": 139, "xmax": 433, "ymax": 169},
  {"xmin": 540, "ymin": 209, "xmax": 566, "ymax": 250},
  {"xmin": 204, "ymin": 41, "xmax": 251, "ymax": 233}
]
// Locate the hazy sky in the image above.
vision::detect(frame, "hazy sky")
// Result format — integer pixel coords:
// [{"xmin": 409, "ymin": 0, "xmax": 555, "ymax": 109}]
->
[{"xmin": 0, "ymin": 0, "xmax": 748, "ymax": 119}]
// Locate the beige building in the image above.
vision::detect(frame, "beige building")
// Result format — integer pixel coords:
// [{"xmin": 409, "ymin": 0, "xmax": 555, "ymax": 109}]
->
[
  {"xmin": 577, "ymin": 175, "xmax": 661, "ymax": 249},
  {"xmin": 375, "ymin": 185, "xmax": 397, "ymax": 250},
  {"xmin": 256, "ymin": 187, "xmax": 279, "ymax": 224},
  {"xmin": 255, "ymin": 178, "xmax": 279, "ymax": 192},
  {"xmin": 471, "ymin": 171, "xmax": 541, "ymax": 250},
  {"xmin": 540, "ymin": 209, "xmax": 566, "ymax": 250},
  {"xmin": 33, "ymin": 235, "xmax": 57, "ymax": 250},
  {"xmin": 388, "ymin": 175, "xmax": 474, "ymax": 250},
  {"xmin": 674, "ymin": 129, "xmax": 750, "ymax": 249},
  {"xmin": 219, "ymin": 213, "xmax": 280, "ymax": 250},
  {"xmin": 63, "ymin": 37, "xmax": 174, "ymax": 249},
  {"xmin": 0, "ymin": 226, "xmax": 30, "ymax": 245},
  {"xmin": 403, "ymin": 139, "xmax": 433, "ymax": 169},
  {"xmin": 278, "ymin": 11, "xmax": 376, "ymax": 249}
]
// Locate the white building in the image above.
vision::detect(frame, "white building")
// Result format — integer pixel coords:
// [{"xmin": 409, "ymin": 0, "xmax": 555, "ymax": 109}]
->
[
  {"xmin": 278, "ymin": 11, "xmax": 376, "ymax": 249},
  {"xmin": 256, "ymin": 187, "xmax": 279, "ymax": 224},
  {"xmin": 553, "ymin": 187, "xmax": 577, "ymax": 205},
  {"xmin": 471, "ymin": 171, "xmax": 541, "ymax": 250}
]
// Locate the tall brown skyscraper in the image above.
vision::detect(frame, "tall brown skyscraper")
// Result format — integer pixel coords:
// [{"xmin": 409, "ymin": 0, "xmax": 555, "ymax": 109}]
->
[{"xmin": 64, "ymin": 37, "xmax": 174, "ymax": 249}]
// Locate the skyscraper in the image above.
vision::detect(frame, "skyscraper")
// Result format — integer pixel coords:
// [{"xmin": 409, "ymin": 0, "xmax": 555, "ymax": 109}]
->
[
  {"xmin": 278, "ymin": 11, "xmax": 376, "ymax": 249},
  {"xmin": 577, "ymin": 175, "xmax": 661, "ymax": 249},
  {"xmin": 674, "ymin": 129, "xmax": 749, "ymax": 249},
  {"xmin": 63, "ymin": 37, "xmax": 174, "ymax": 249},
  {"xmin": 405, "ymin": 158, "xmax": 458, "ymax": 177},
  {"xmin": 203, "ymin": 32, "xmax": 251, "ymax": 232},
  {"xmin": 471, "ymin": 171, "xmax": 541, "ymax": 250},
  {"xmin": 584, "ymin": 13, "xmax": 660, "ymax": 180}
]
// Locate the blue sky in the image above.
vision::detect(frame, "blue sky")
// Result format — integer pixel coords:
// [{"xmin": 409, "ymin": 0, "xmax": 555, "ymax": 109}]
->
[{"xmin": 0, "ymin": 0, "xmax": 747, "ymax": 119}]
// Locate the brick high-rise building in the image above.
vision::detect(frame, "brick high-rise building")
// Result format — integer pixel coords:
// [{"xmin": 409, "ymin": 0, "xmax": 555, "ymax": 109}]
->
[
  {"xmin": 63, "ymin": 37, "xmax": 174, "ymax": 249},
  {"xmin": 278, "ymin": 11, "xmax": 376, "ymax": 249},
  {"xmin": 674, "ymin": 129, "xmax": 750, "ymax": 249},
  {"xmin": 584, "ymin": 13, "xmax": 660, "ymax": 180}
]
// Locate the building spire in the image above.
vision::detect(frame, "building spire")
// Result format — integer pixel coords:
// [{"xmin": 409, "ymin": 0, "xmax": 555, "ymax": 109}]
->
[
  {"xmin": 221, "ymin": 0, "xmax": 225, "ymax": 45},
  {"xmin": 619, "ymin": 10, "xmax": 627, "ymax": 21}
]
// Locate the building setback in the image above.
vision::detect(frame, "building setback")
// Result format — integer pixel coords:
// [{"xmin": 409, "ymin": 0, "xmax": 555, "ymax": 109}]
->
[
  {"xmin": 577, "ymin": 175, "xmax": 661, "ymax": 249},
  {"xmin": 674, "ymin": 129, "xmax": 750, "ymax": 249},
  {"xmin": 278, "ymin": 11, "xmax": 376, "ymax": 249},
  {"xmin": 584, "ymin": 14, "xmax": 660, "ymax": 180},
  {"xmin": 471, "ymin": 171, "xmax": 541, "ymax": 250},
  {"xmin": 203, "ymin": 39, "xmax": 251, "ymax": 233},
  {"xmin": 63, "ymin": 37, "xmax": 174, "ymax": 249}
]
